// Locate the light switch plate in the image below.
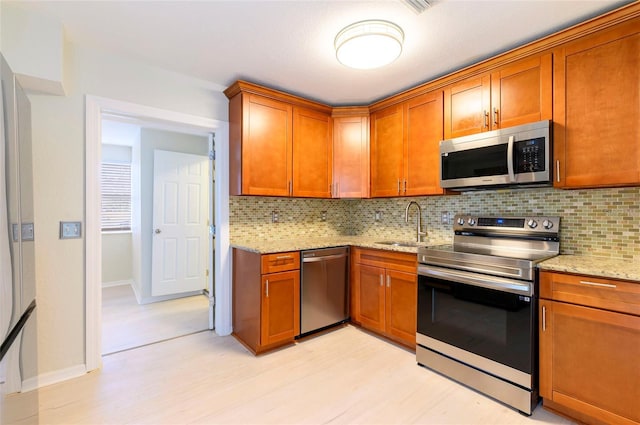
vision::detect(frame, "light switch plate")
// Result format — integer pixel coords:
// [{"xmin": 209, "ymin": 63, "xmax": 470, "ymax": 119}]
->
[
  {"xmin": 21, "ymin": 223, "xmax": 34, "ymax": 241},
  {"xmin": 60, "ymin": 221, "xmax": 82, "ymax": 239}
]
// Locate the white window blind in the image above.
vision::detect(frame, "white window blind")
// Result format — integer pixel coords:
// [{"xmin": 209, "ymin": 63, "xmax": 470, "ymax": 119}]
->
[{"xmin": 101, "ymin": 161, "xmax": 131, "ymax": 231}]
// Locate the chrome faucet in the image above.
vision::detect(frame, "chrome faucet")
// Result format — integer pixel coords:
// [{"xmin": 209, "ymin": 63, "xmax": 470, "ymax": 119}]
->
[{"xmin": 405, "ymin": 201, "xmax": 426, "ymax": 243}]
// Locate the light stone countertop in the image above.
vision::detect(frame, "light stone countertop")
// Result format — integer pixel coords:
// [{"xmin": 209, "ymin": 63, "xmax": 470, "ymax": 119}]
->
[
  {"xmin": 538, "ymin": 255, "xmax": 640, "ymax": 283},
  {"xmin": 230, "ymin": 236, "xmax": 450, "ymax": 255},
  {"xmin": 231, "ymin": 237, "xmax": 640, "ymax": 283}
]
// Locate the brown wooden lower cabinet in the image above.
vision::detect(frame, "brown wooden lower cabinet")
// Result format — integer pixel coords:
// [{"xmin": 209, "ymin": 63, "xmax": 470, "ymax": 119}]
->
[
  {"xmin": 351, "ymin": 248, "xmax": 417, "ymax": 348},
  {"xmin": 539, "ymin": 271, "xmax": 640, "ymax": 425},
  {"xmin": 232, "ymin": 249, "xmax": 300, "ymax": 354}
]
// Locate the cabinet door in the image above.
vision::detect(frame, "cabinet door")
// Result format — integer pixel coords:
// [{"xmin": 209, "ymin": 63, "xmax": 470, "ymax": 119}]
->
[
  {"xmin": 404, "ymin": 91, "xmax": 445, "ymax": 196},
  {"xmin": 444, "ymin": 75, "xmax": 491, "ymax": 139},
  {"xmin": 539, "ymin": 300, "xmax": 640, "ymax": 424},
  {"xmin": 333, "ymin": 115, "xmax": 369, "ymax": 198},
  {"xmin": 357, "ymin": 264, "xmax": 386, "ymax": 333},
  {"xmin": 490, "ymin": 53, "xmax": 552, "ymax": 130},
  {"xmin": 242, "ymin": 93, "xmax": 293, "ymax": 196},
  {"xmin": 554, "ymin": 21, "xmax": 639, "ymax": 188},
  {"xmin": 370, "ymin": 104, "xmax": 404, "ymax": 197},
  {"xmin": 385, "ymin": 269, "xmax": 417, "ymax": 346},
  {"xmin": 293, "ymin": 107, "xmax": 332, "ymax": 198},
  {"xmin": 261, "ymin": 270, "xmax": 300, "ymax": 346}
]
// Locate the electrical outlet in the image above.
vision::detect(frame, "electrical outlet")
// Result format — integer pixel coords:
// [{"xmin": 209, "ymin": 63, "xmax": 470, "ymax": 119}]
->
[
  {"xmin": 60, "ymin": 221, "xmax": 82, "ymax": 239},
  {"xmin": 441, "ymin": 211, "xmax": 451, "ymax": 224},
  {"xmin": 375, "ymin": 211, "xmax": 383, "ymax": 222},
  {"xmin": 271, "ymin": 211, "xmax": 279, "ymax": 223},
  {"xmin": 321, "ymin": 211, "xmax": 327, "ymax": 221}
]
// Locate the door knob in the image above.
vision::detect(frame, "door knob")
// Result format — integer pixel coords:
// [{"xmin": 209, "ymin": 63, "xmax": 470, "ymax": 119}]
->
[{"xmin": 154, "ymin": 228, "xmax": 161, "ymax": 234}]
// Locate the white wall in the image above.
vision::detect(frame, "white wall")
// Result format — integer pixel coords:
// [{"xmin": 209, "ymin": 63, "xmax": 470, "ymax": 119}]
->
[
  {"xmin": 101, "ymin": 144, "xmax": 134, "ymax": 286},
  {"xmin": 0, "ymin": 4, "xmax": 65, "ymax": 95},
  {"xmin": 24, "ymin": 38, "xmax": 227, "ymax": 379},
  {"xmin": 101, "ymin": 233, "xmax": 133, "ymax": 286}
]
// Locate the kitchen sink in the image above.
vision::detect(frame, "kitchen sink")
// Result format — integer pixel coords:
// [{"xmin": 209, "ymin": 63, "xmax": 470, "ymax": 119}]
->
[{"xmin": 375, "ymin": 240, "xmax": 423, "ymax": 247}]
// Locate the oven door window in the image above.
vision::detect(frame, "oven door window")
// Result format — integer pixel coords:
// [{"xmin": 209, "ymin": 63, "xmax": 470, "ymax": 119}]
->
[{"xmin": 417, "ymin": 275, "xmax": 533, "ymax": 374}]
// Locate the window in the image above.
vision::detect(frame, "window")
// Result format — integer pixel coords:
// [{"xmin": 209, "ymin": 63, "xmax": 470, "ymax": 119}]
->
[{"xmin": 101, "ymin": 161, "xmax": 131, "ymax": 231}]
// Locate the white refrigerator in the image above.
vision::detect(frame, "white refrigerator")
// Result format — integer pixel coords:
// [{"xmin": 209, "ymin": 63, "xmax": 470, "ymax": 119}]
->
[{"xmin": 0, "ymin": 54, "xmax": 39, "ymax": 425}]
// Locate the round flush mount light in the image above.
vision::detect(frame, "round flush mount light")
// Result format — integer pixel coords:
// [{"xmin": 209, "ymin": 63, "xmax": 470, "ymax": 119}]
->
[{"xmin": 334, "ymin": 20, "xmax": 404, "ymax": 70}]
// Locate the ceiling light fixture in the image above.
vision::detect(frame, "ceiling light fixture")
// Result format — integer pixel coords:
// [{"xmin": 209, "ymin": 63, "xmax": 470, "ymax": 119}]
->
[{"xmin": 334, "ymin": 20, "xmax": 404, "ymax": 70}]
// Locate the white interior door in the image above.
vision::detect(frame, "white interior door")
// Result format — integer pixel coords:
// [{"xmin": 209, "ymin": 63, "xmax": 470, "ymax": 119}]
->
[{"xmin": 152, "ymin": 149, "xmax": 209, "ymax": 297}]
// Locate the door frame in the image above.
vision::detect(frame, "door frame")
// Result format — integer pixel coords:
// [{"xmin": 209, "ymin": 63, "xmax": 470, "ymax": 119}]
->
[{"xmin": 85, "ymin": 95, "xmax": 231, "ymax": 372}]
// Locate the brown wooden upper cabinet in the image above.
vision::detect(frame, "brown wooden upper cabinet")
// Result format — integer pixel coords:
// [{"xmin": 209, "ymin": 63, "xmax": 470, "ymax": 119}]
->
[
  {"xmin": 332, "ymin": 110, "xmax": 370, "ymax": 198},
  {"xmin": 293, "ymin": 106, "xmax": 332, "ymax": 198},
  {"xmin": 225, "ymin": 81, "xmax": 332, "ymax": 197},
  {"xmin": 370, "ymin": 91, "xmax": 445, "ymax": 197},
  {"xmin": 444, "ymin": 54, "xmax": 552, "ymax": 139},
  {"xmin": 553, "ymin": 19, "xmax": 639, "ymax": 188}
]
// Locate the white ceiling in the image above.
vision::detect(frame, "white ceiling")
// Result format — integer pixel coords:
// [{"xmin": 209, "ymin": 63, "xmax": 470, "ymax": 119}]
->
[{"xmin": 8, "ymin": 0, "xmax": 634, "ymax": 106}]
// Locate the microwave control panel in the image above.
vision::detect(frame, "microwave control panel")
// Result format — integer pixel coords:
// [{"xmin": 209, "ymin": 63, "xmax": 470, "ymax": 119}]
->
[{"xmin": 514, "ymin": 137, "xmax": 545, "ymax": 173}]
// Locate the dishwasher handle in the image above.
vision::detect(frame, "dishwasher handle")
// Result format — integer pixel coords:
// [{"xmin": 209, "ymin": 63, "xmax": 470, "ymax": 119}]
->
[{"xmin": 302, "ymin": 253, "xmax": 348, "ymax": 263}]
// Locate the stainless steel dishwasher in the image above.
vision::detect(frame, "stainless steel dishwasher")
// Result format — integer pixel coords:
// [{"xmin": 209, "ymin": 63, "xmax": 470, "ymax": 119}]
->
[{"xmin": 299, "ymin": 246, "xmax": 349, "ymax": 336}]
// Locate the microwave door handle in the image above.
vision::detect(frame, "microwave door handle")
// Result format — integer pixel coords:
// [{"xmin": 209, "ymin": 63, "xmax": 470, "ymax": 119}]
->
[{"xmin": 507, "ymin": 135, "xmax": 515, "ymax": 183}]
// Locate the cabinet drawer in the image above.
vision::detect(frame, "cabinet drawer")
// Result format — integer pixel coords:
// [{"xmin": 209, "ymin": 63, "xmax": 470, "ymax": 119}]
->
[
  {"xmin": 261, "ymin": 251, "xmax": 300, "ymax": 274},
  {"xmin": 540, "ymin": 271, "xmax": 640, "ymax": 316},
  {"xmin": 353, "ymin": 248, "xmax": 416, "ymax": 273}
]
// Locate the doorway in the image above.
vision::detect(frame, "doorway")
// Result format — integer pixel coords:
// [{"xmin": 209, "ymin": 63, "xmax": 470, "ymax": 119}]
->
[
  {"xmin": 100, "ymin": 119, "xmax": 212, "ymax": 354},
  {"xmin": 85, "ymin": 95, "xmax": 231, "ymax": 371}
]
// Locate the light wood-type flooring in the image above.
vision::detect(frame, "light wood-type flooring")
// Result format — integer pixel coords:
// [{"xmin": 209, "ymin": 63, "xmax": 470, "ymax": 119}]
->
[
  {"xmin": 102, "ymin": 284, "xmax": 209, "ymax": 354},
  {"xmin": 35, "ymin": 325, "xmax": 575, "ymax": 424}
]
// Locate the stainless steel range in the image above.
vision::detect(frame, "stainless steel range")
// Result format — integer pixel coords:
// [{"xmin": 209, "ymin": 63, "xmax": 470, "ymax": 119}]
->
[{"xmin": 416, "ymin": 214, "xmax": 560, "ymax": 415}]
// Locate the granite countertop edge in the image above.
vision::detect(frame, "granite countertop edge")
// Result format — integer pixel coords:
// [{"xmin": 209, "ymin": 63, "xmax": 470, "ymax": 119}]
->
[
  {"xmin": 538, "ymin": 255, "xmax": 640, "ymax": 283},
  {"xmin": 230, "ymin": 238, "xmax": 640, "ymax": 283},
  {"xmin": 229, "ymin": 236, "xmax": 447, "ymax": 255}
]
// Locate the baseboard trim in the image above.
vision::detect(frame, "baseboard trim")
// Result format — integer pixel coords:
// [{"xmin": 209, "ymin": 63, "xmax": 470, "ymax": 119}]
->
[
  {"xmin": 102, "ymin": 279, "xmax": 134, "ymax": 288},
  {"xmin": 21, "ymin": 364, "xmax": 87, "ymax": 392}
]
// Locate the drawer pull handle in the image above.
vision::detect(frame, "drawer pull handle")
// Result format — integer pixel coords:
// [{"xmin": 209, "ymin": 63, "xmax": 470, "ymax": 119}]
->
[
  {"xmin": 275, "ymin": 255, "xmax": 292, "ymax": 260},
  {"xmin": 579, "ymin": 280, "xmax": 616, "ymax": 289}
]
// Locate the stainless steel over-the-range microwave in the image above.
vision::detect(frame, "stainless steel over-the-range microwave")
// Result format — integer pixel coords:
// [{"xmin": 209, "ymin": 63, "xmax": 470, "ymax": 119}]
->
[{"xmin": 439, "ymin": 120, "xmax": 552, "ymax": 191}]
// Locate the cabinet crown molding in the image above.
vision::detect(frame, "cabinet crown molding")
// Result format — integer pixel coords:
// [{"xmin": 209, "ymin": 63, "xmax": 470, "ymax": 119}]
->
[{"xmin": 224, "ymin": 79, "xmax": 332, "ymax": 114}]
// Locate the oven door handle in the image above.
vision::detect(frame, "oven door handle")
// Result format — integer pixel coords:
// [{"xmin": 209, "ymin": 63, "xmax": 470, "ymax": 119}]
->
[{"xmin": 418, "ymin": 265, "xmax": 532, "ymax": 296}]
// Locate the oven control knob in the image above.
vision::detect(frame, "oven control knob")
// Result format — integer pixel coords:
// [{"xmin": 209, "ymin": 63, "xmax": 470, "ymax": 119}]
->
[
  {"xmin": 457, "ymin": 217, "xmax": 465, "ymax": 225},
  {"xmin": 527, "ymin": 219, "xmax": 538, "ymax": 229},
  {"xmin": 543, "ymin": 219, "xmax": 554, "ymax": 230},
  {"xmin": 467, "ymin": 218, "xmax": 476, "ymax": 226}
]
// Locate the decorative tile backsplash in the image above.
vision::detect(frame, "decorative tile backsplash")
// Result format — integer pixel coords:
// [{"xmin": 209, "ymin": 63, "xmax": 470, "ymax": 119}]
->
[{"xmin": 230, "ymin": 187, "xmax": 640, "ymax": 261}]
